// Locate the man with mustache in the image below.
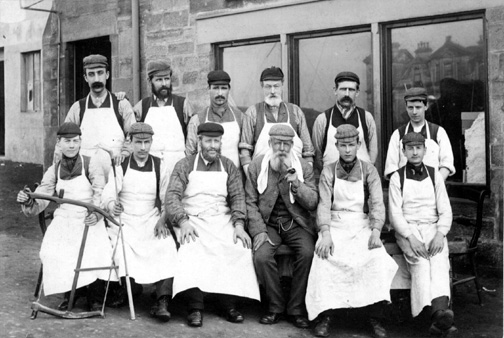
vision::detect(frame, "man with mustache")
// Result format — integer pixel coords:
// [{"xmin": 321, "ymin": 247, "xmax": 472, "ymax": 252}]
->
[
  {"xmin": 240, "ymin": 67, "xmax": 314, "ymax": 177},
  {"xmin": 165, "ymin": 122, "xmax": 260, "ymax": 327},
  {"xmin": 133, "ymin": 60, "xmax": 193, "ymax": 177},
  {"xmin": 384, "ymin": 87, "xmax": 455, "ymax": 181},
  {"xmin": 101, "ymin": 122, "xmax": 177, "ymax": 323},
  {"xmin": 62, "ymin": 54, "xmax": 136, "ymax": 178},
  {"xmin": 311, "ymin": 71, "xmax": 378, "ymax": 171},
  {"xmin": 185, "ymin": 70, "xmax": 244, "ymax": 169},
  {"xmin": 245, "ymin": 124, "xmax": 318, "ymax": 328}
]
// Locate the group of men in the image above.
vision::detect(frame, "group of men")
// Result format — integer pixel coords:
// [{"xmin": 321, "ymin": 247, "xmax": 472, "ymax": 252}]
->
[{"xmin": 17, "ymin": 53, "xmax": 457, "ymax": 337}]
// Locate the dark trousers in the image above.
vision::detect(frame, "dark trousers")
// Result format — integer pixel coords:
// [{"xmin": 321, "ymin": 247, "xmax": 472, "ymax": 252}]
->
[
  {"xmin": 156, "ymin": 278, "xmax": 173, "ymax": 299},
  {"xmin": 431, "ymin": 296, "xmax": 449, "ymax": 317},
  {"xmin": 181, "ymin": 287, "xmax": 239, "ymax": 311},
  {"xmin": 253, "ymin": 225, "xmax": 314, "ymax": 315}
]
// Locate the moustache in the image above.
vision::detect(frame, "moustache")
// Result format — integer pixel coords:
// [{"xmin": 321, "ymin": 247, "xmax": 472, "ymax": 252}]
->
[
  {"xmin": 160, "ymin": 86, "xmax": 169, "ymax": 91},
  {"xmin": 215, "ymin": 95, "xmax": 225, "ymax": 100},
  {"xmin": 341, "ymin": 96, "xmax": 352, "ymax": 102},
  {"xmin": 91, "ymin": 82, "xmax": 105, "ymax": 89}
]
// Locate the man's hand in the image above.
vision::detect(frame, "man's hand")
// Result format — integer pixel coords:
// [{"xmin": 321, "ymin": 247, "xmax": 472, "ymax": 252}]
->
[
  {"xmin": 17, "ymin": 188, "xmax": 32, "ymax": 205},
  {"xmin": 315, "ymin": 230, "xmax": 334, "ymax": 259},
  {"xmin": 368, "ymin": 228, "xmax": 383, "ymax": 250},
  {"xmin": 113, "ymin": 154, "xmax": 126, "ymax": 166},
  {"xmin": 284, "ymin": 170, "xmax": 299, "ymax": 187},
  {"xmin": 111, "ymin": 201, "xmax": 123, "ymax": 216},
  {"xmin": 154, "ymin": 218, "xmax": 171, "ymax": 239},
  {"xmin": 114, "ymin": 91, "xmax": 127, "ymax": 101},
  {"xmin": 179, "ymin": 220, "xmax": 198, "ymax": 244},
  {"xmin": 429, "ymin": 232, "xmax": 445, "ymax": 257},
  {"xmin": 84, "ymin": 212, "xmax": 99, "ymax": 226},
  {"xmin": 253, "ymin": 232, "xmax": 275, "ymax": 252},
  {"xmin": 407, "ymin": 234, "xmax": 429, "ymax": 259},
  {"xmin": 233, "ymin": 224, "xmax": 251, "ymax": 249}
]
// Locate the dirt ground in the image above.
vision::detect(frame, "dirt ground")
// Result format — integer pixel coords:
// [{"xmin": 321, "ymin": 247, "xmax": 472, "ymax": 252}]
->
[{"xmin": 0, "ymin": 159, "xmax": 502, "ymax": 338}]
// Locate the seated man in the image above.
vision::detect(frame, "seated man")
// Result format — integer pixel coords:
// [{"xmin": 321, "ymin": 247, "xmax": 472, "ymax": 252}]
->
[
  {"xmin": 389, "ymin": 132, "xmax": 456, "ymax": 336},
  {"xmin": 16, "ymin": 122, "xmax": 113, "ymax": 311},
  {"xmin": 245, "ymin": 124, "xmax": 318, "ymax": 328},
  {"xmin": 306, "ymin": 124, "xmax": 397, "ymax": 338},
  {"xmin": 101, "ymin": 122, "xmax": 178, "ymax": 323},
  {"xmin": 165, "ymin": 122, "xmax": 260, "ymax": 327}
]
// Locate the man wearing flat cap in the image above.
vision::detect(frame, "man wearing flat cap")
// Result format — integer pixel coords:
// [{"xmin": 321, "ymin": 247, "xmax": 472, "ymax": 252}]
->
[
  {"xmin": 133, "ymin": 60, "xmax": 193, "ymax": 177},
  {"xmin": 165, "ymin": 122, "xmax": 259, "ymax": 327},
  {"xmin": 185, "ymin": 70, "xmax": 244, "ymax": 168},
  {"xmin": 17, "ymin": 122, "xmax": 114, "ymax": 312},
  {"xmin": 245, "ymin": 124, "xmax": 318, "ymax": 328},
  {"xmin": 240, "ymin": 66, "xmax": 315, "ymax": 176},
  {"xmin": 62, "ymin": 54, "xmax": 136, "ymax": 177},
  {"xmin": 306, "ymin": 124, "xmax": 397, "ymax": 338},
  {"xmin": 102, "ymin": 122, "xmax": 177, "ymax": 323},
  {"xmin": 384, "ymin": 87, "xmax": 455, "ymax": 180},
  {"xmin": 388, "ymin": 132, "xmax": 455, "ymax": 336},
  {"xmin": 311, "ymin": 71, "xmax": 378, "ymax": 171}
]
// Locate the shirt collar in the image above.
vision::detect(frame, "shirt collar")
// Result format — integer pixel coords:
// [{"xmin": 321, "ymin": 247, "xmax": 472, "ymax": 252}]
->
[
  {"xmin": 335, "ymin": 102, "xmax": 356, "ymax": 119},
  {"xmin": 336, "ymin": 158, "xmax": 361, "ymax": 182}
]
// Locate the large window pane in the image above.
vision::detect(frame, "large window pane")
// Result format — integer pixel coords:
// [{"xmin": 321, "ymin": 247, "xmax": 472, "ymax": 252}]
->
[
  {"xmin": 222, "ymin": 42, "xmax": 281, "ymax": 110},
  {"xmin": 297, "ymin": 31, "xmax": 372, "ymax": 130},
  {"xmin": 21, "ymin": 51, "xmax": 41, "ymax": 112},
  {"xmin": 388, "ymin": 19, "xmax": 485, "ymax": 183}
]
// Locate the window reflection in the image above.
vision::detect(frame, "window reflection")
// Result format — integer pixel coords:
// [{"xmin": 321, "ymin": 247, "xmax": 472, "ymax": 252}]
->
[{"xmin": 389, "ymin": 19, "xmax": 485, "ymax": 183}]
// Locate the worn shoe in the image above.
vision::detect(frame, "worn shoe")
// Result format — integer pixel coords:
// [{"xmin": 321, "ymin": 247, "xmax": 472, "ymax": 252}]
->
[
  {"xmin": 225, "ymin": 308, "xmax": 244, "ymax": 323},
  {"xmin": 314, "ymin": 315, "xmax": 331, "ymax": 337},
  {"xmin": 187, "ymin": 309, "xmax": 203, "ymax": 327},
  {"xmin": 260, "ymin": 312, "xmax": 282, "ymax": 324},
  {"xmin": 432, "ymin": 309, "xmax": 454, "ymax": 331},
  {"xmin": 150, "ymin": 296, "xmax": 171, "ymax": 322},
  {"xmin": 370, "ymin": 318, "xmax": 388, "ymax": 338},
  {"xmin": 57, "ymin": 298, "xmax": 69, "ymax": 311},
  {"xmin": 88, "ymin": 301, "xmax": 103, "ymax": 312},
  {"xmin": 289, "ymin": 315, "xmax": 310, "ymax": 328}
]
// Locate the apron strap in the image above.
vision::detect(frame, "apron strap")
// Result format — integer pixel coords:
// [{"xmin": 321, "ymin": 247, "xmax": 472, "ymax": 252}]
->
[
  {"xmin": 398, "ymin": 164, "xmax": 436, "ymax": 195},
  {"xmin": 80, "ymin": 93, "xmax": 123, "ymax": 131}
]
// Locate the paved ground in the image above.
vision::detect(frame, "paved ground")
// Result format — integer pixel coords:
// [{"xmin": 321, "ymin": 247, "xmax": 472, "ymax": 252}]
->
[{"xmin": 0, "ymin": 160, "xmax": 502, "ymax": 338}]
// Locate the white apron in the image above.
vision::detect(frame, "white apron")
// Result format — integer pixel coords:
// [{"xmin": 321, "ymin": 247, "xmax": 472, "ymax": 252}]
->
[
  {"xmin": 395, "ymin": 172, "xmax": 450, "ymax": 317},
  {"xmin": 397, "ymin": 122, "xmax": 441, "ymax": 170},
  {"xmin": 144, "ymin": 103, "xmax": 186, "ymax": 178},
  {"xmin": 40, "ymin": 156, "xmax": 114, "ymax": 295},
  {"xmin": 323, "ymin": 109, "xmax": 371, "ymax": 165},
  {"xmin": 172, "ymin": 157, "xmax": 260, "ymax": 300},
  {"xmin": 205, "ymin": 108, "xmax": 241, "ymax": 168},
  {"xmin": 305, "ymin": 161, "xmax": 397, "ymax": 320},
  {"xmin": 107, "ymin": 157, "xmax": 177, "ymax": 284},
  {"xmin": 252, "ymin": 104, "xmax": 303, "ymax": 160}
]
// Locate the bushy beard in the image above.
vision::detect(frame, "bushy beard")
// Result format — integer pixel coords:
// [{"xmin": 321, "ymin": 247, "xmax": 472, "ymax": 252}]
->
[
  {"xmin": 152, "ymin": 83, "xmax": 172, "ymax": 100},
  {"xmin": 270, "ymin": 150, "xmax": 291, "ymax": 172},
  {"xmin": 201, "ymin": 145, "xmax": 221, "ymax": 162},
  {"xmin": 265, "ymin": 94, "xmax": 283, "ymax": 108}
]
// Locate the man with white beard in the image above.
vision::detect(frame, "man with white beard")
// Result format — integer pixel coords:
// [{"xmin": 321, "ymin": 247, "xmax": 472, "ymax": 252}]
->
[
  {"xmin": 239, "ymin": 67, "xmax": 314, "ymax": 177},
  {"xmin": 245, "ymin": 124, "xmax": 318, "ymax": 328}
]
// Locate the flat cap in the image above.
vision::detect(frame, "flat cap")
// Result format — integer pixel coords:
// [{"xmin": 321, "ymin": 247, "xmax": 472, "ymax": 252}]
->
[
  {"xmin": 260, "ymin": 66, "xmax": 284, "ymax": 82},
  {"xmin": 129, "ymin": 122, "xmax": 154, "ymax": 139},
  {"xmin": 269, "ymin": 124, "xmax": 295, "ymax": 141},
  {"xmin": 208, "ymin": 70, "xmax": 231, "ymax": 85},
  {"xmin": 404, "ymin": 87, "xmax": 428, "ymax": 101},
  {"xmin": 197, "ymin": 122, "xmax": 224, "ymax": 137},
  {"xmin": 334, "ymin": 71, "xmax": 360, "ymax": 85},
  {"xmin": 147, "ymin": 60, "xmax": 172, "ymax": 78},
  {"xmin": 335, "ymin": 124, "xmax": 359, "ymax": 141},
  {"xmin": 57, "ymin": 122, "xmax": 81, "ymax": 138},
  {"xmin": 402, "ymin": 132, "xmax": 425, "ymax": 146},
  {"xmin": 83, "ymin": 54, "xmax": 108, "ymax": 69}
]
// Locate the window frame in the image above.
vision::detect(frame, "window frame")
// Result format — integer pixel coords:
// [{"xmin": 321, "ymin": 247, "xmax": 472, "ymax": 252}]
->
[
  {"xmin": 380, "ymin": 11, "xmax": 489, "ymax": 187},
  {"xmin": 20, "ymin": 50, "xmax": 42, "ymax": 113}
]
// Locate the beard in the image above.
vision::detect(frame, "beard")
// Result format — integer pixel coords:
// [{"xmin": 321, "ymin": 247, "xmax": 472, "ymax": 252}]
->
[
  {"xmin": 201, "ymin": 145, "xmax": 222, "ymax": 162},
  {"xmin": 270, "ymin": 150, "xmax": 291, "ymax": 172},
  {"xmin": 265, "ymin": 94, "xmax": 283, "ymax": 107},
  {"xmin": 152, "ymin": 84, "xmax": 172, "ymax": 100}
]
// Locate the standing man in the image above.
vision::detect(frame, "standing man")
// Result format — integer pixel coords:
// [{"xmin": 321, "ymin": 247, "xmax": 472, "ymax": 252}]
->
[
  {"xmin": 17, "ymin": 122, "xmax": 113, "ymax": 311},
  {"xmin": 389, "ymin": 132, "xmax": 456, "ymax": 336},
  {"xmin": 240, "ymin": 67, "xmax": 314, "ymax": 176},
  {"xmin": 384, "ymin": 87, "xmax": 455, "ymax": 180},
  {"xmin": 133, "ymin": 60, "xmax": 193, "ymax": 176},
  {"xmin": 306, "ymin": 125, "xmax": 397, "ymax": 338},
  {"xmin": 311, "ymin": 71, "xmax": 378, "ymax": 170},
  {"xmin": 166, "ymin": 123, "xmax": 260, "ymax": 327},
  {"xmin": 186, "ymin": 70, "xmax": 244, "ymax": 169},
  {"xmin": 63, "ymin": 54, "xmax": 136, "ymax": 176},
  {"xmin": 246, "ymin": 124, "xmax": 318, "ymax": 328},
  {"xmin": 101, "ymin": 122, "xmax": 177, "ymax": 323}
]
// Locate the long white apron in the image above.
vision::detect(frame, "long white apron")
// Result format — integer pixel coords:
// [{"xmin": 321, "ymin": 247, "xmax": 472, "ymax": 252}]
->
[
  {"xmin": 323, "ymin": 109, "xmax": 371, "ymax": 165},
  {"xmin": 107, "ymin": 158, "xmax": 177, "ymax": 284},
  {"xmin": 252, "ymin": 104, "xmax": 303, "ymax": 160},
  {"xmin": 397, "ymin": 122, "xmax": 441, "ymax": 170},
  {"xmin": 305, "ymin": 161, "xmax": 397, "ymax": 320},
  {"xmin": 40, "ymin": 156, "xmax": 114, "ymax": 295},
  {"xmin": 144, "ymin": 104, "xmax": 186, "ymax": 178},
  {"xmin": 172, "ymin": 158, "xmax": 260, "ymax": 300},
  {"xmin": 205, "ymin": 108, "xmax": 241, "ymax": 168},
  {"xmin": 395, "ymin": 173, "xmax": 450, "ymax": 317}
]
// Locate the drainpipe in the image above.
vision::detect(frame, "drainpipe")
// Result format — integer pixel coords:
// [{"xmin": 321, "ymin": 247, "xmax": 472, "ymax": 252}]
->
[{"xmin": 132, "ymin": 0, "xmax": 140, "ymax": 103}]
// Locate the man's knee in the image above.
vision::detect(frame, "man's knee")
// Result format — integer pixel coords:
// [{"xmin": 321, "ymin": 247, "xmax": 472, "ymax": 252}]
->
[{"xmin": 253, "ymin": 244, "xmax": 275, "ymax": 266}]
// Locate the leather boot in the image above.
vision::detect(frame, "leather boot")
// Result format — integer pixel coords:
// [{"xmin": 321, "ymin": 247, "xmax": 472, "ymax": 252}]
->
[
  {"xmin": 314, "ymin": 315, "xmax": 331, "ymax": 337},
  {"xmin": 151, "ymin": 295, "xmax": 171, "ymax": 322}
]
